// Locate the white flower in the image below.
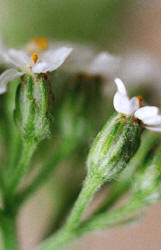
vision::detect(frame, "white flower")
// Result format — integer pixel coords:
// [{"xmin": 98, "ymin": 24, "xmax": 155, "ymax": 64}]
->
[
  {"xmin": 0, "ymin": 46, "xmax": 72, "ymax": 94},
  {"xmin": 65, "ymin": 49, "xmax": 120, "ymax": 80},
  {"xmin": 24, "ymin": 38, "xmax": 120, "ymax": 80},
  {"xmin": 114, "ymin": 78, "xmax": 161, "ymax": 132},
  {"xmin": 50, "ymin": 40, "xmax": 120, "ymax": 79},
  {"xmin": 119, "ymin": 52, "xmax": 161, "ymax": 84},
  {"xmin": 88, "ymin": 52, "xmax": 121, "ymax": 79}
]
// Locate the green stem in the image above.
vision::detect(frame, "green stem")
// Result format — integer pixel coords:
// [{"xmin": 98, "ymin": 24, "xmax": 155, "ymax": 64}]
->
[
  {"xmin": 65, "ymin": 175, "xmax": 103, "ymax": 231},
  {"xmin": 36, "ymin": 198, "xmax": 143, "ymax": 250},
  {"xmin": 79, "ymin": 198, "xmax": 143, "ymax": 233},
  {"xmin": 36, "ymin": 228, "xmax": 76, "ymax": 250},
  {"xmin": 16, "ymin": 140, "xmax": 73, "ymax": 205},
  {"xmin": 7, "ymin": 129, "xmax": 21, "ymax": 175},
  {"xmin": 36, "ymin": 174, "xmax": 104, "ymax": 250},
  {"xmin": 1, "ymin": 216, "xmax": 19, "ymax": 250},
  {"xmin": 7, "ymin": 141, "xmax": 36, "ymax": 195}
]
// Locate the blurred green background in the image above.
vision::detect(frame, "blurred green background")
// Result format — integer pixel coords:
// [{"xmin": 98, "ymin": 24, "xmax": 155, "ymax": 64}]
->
[{"xmin": 0, "ymin": 0, "xmax": 130, "ymax": 50}]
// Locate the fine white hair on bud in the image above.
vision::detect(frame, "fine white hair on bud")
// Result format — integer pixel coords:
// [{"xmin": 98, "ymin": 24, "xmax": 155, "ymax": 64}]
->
[
  {"xmin": 87, "ymin": 113, "xmax": 142, "ymax": 181},
  {"xmin": 14, "ymin": 74, "xmax": 52, "ymax": 143},
  {"xmin": 113, "ymin": 78, "xmax": 161, "ymax": 132}
]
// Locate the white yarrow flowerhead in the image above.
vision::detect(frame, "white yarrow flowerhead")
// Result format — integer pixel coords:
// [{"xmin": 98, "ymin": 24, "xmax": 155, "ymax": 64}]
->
[
  {"xmin": 114, "ymin": 78, "xmax": 161, "ymax": 132},
  {"xmin": 0, "ymin": 45, "xmax": 72, "ymax": 94}
]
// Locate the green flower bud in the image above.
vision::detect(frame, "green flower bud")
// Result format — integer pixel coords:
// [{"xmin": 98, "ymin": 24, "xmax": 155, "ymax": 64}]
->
[
  {"xmin": 14, "ymin": 74, "xmax": 52, "ymax": 143},
  {"xmin": 132, "ymin": 142, "xmax": 161, "ymax": 205},
  {"xmin": 56, "ymin": 73, "xmax": 104, "ymax": 147},
  {"xmin": 87, "ymin": 113, "xmax": 142, "ymax": 181}
]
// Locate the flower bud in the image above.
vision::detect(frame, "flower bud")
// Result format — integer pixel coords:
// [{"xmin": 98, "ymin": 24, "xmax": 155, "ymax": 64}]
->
[
  {"xmin": 14, "ymin": 74, "xmax": 52, "ymax": 143},
  {"xmin": 87, "ymin": 113, "xmax": 142, "ymax": 181},
  {"xmin": 132, "ymin": 141, "xmax": 161, "ymax": 205}
]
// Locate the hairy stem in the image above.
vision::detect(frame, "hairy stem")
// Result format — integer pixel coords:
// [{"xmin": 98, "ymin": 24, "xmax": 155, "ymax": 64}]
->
[
  {"xmin": 36, "ymin": 174, "xmax": 104, "ymax": 250},
  {"xmin": 7, "ymin": 141, "xmax": 36, "ymax": 196},
  {"xmin": 36, "ymin": 198, "xmax": 143, "ymax": 250},
  {"xmin": 64, "ymin": 175, "xmax": 103, "ymax": 231},
  {"xmin": 16, "ymin": 140, "xmax": 74, "ymax": 205}
]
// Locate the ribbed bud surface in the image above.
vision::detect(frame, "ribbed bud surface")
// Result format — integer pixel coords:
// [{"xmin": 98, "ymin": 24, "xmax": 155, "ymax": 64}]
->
[
  {"xmin": 87, "ymin": 113, "xmax": 142, "ymax": 181},
  {"xmin": 14, "ymin": 74, "xmax": 51, "ymax": 143}
]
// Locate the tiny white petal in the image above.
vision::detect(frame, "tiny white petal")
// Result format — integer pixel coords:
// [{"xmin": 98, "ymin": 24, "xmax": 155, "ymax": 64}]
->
[
  {"xmin": 113, "ymin": 93, "xmax": 139, "ymax": 115},
  {"xmin": 33, "ymin": 47, "xmax": 73, "ymax": 73},
  {"xmin": 0, "ymin": 69, "xmax": 23, "ymax": 94},
  {"xmin": 114, "ymin": 78, "xmax": 127, "ymax": 95},
  {"xmin": 3, "ymin": 49, "xmax": 30, "ymax": 69},
  {"xmin": 32, "ymin": 62, "xmax": 48, "ymax": 73},
  {"xmin": 134, "ymin": 106, "xmax": 159, "ymax": 120},
  {"xmin": 113, "ymin": 78, "xmax": 139, "ymax": 115},
  {"xmin": 143, "ymin": 115, "xmax": 161, "ymax": 126},
  {"xmin": 129, "ymin": 97, "xmax": 140, "ymax": 113},
  {"xmin": 89, "ymin": 52, "xmax": 120, "ymax": 77},
  {"xmin": 146, "ymin": 126, "xmax": 161, "ymax": 132}
]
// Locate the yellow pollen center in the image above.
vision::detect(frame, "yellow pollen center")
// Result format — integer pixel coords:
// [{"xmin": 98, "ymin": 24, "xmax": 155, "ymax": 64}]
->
[
  {"xmin": 33, "ymin": 37, "xmax": 48, "ymax": 51},
  {"xmin": 32, "ymin": 53, "xmax": 38, "ymax": 64},
  {"xmin": 136, "ymin": 95, "xmax": 143, "ymax": 106}
]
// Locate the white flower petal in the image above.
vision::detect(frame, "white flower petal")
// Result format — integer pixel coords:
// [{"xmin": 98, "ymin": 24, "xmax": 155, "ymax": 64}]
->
[
  {"xmin": 113, "ymin": 78, "xmax": 139, "ymax": 115},
  {"xmin": 3, "ymin": 49, "xmax": 30, "ymax": 69},
  {"xmin": 146, "ymin": 126, "xmax": 161, "ymax": 132},
  {"xmin": 143, "ymin": 115, "xmax": 161, "ymax": 126},
  {"xmin": 114, "ymin": 78, "xmax": 127, "ymax": 95},
  {"xmin": 129, "ymin": 97, "xmax": 140, "ymax": 113},
  {"xmin": 89, "ymin": 52, "xmax": 120, "ymax": 77},
  {"xmin": 0, "ymin": 69, "xmax": 23, "ymax": 94},
  {"xmin": 32, "ymin": 61, "xmax": 49, "ymax": 73},
  {"xmin": 33, "ymin": 47, "xmax": 73, "ymax": 73},
  {"xmin": 134, "ymin": 106, "xmax": 159, "ymax": 120},
  {"xmin": 113, "ymin": 93, "xmax": 139, "ymax": 115}
]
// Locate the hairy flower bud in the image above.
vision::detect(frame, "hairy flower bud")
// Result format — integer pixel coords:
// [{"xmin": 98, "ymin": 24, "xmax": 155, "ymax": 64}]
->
[
  {"xmin": 87, "ymin": 113, "xmax": 142, "ymax": 181},
  {"xmin": 14, "ymin": 74, "xmax": 52, "ymax": 143}
]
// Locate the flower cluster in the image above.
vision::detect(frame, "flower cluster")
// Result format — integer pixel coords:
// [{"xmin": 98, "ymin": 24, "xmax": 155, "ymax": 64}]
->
[{"xmin": 0, "ymin": 36, "xmax": 161, "ymax": 250}]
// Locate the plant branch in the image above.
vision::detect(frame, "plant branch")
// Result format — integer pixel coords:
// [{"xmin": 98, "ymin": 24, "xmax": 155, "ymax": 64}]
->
[
  {"xmin": 1, "ymin": 215, "xmax": 19, "ymax": 250},
  {"xmin": 16, "ymin": 140, "xmax": 74, "ymax": 205},
  {"xmin": 7, "ymin": 141, "xmax": 37, "ymax": 196}
]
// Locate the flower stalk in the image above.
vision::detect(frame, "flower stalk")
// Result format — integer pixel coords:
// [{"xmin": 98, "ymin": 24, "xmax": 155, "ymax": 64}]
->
[{"xmin": 1, "ymin": 215, "xmax": 19, "ymax": 250}]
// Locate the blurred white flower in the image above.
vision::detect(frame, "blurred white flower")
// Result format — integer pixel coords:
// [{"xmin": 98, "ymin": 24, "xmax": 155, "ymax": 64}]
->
[
  {"xmin": 65, "ymin": 48, "xmax": 121, "ymax": 80},
  {"xmin": 0, "ymin": 46, "xmax": 72, "ymax": 94},
  {"xmin": 119, "ymin": 52, "xmax": 161, "ymax": 85},
  {"xmin": 24, "ymin": 38, "xmax": 121, "ymax": 80},
  {"xmin": 114, "ymin": 78, "xmax": 161, "ymax": 132},
  {"xmin": 88, "ymin": 52, "xmax": 121, "ymax": 79}
]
